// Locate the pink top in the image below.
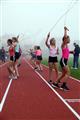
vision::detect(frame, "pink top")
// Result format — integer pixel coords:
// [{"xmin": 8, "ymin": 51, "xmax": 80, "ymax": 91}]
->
[
  {"xmin": 62, "ymin": 46, "xmax": 69, "ymax": 59},
  {"xmin": 36, "ymin": 50, "xmax": 42, "ymax": 56}
]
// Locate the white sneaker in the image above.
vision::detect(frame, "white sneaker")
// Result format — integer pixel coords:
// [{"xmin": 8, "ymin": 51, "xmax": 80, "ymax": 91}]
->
[
  {"xmin": 9, "ymin": 76, "xmax": 12, "ymax": 79},
  {"xmin": 13, "ymin": 76, "xmax": 17, "ymax": 80},
  {"xmin": 74, "ymin": 67, "xmax": 78, "ymax": 69}
]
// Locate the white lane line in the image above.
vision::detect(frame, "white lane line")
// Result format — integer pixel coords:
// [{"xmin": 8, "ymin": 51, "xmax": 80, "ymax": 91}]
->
[
  {"xmin": 65, "ymin": 99, "xmax": 80, "ymax": 103},
  {"xmin": 0, "ymin": 79, "xmax": 13, "ymax": 112},
  {"xmin": 42, "ymin": 64, "xmax": 80, "ymax": 83},
  {"xmin": 24, "ymin": 58, "xmax": 80, "ymax": 120}
]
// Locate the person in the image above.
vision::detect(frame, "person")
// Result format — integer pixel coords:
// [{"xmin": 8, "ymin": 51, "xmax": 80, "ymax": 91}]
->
[
  {"xmin": 7, "ymin": 39, "xmax": 16, "ymax": 79},
  {"xmin": 45, "ymin": 32, "xmax": 59, "ymax": 83},
  {"xmin": 12, "ymin": 37, "xmax": 21, "ymax": 78},
  {"xmin": 29, "ymin": 48, "xmax": 36, "ymax": 62},
  {"xmin": 72, "ymin": 43, "xmax": 80, "ymax": 69},
  {"xmin": 17, "ymin": 45, "xmax": 22, "ymax": 67},
  {"xmin": 35, "ymin": 46, "xmax": 43, "ymax": 71},
  {"xmin": 30, "ymin": 46, "xmax": 37, "ymax": 68},
  {"xmin": 52, "ymin": 26, "xmax": 70, "ymax": 91},
  {"xmin": 1, "ymin": 46, "xmax": 5, "ymax": 63}
]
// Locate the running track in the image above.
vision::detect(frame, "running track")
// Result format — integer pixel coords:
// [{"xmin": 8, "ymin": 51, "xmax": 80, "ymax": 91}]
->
[{"xmin": 0, "ymin": 57, "xmax": 80, "ymax": 120}]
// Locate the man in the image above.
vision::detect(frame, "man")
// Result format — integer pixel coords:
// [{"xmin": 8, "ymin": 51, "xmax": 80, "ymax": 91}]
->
[
  {"xmin": 1, "ymin": 46, "xmax": 5, "ymax": 63},
  {"xmin": 72, "ymin": 43, "xmax": 80, "ymax": 69}
]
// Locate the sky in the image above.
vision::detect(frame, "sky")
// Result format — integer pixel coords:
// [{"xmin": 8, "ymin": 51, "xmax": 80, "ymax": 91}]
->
[{"xmin": 0, "ymin": 0, "xmax": 80, "ymax": 47}]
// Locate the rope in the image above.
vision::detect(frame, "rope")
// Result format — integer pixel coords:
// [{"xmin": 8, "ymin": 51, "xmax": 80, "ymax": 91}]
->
[{"xmin": 49, "ymin": 0, "xmax": 79, "ymax": 33}]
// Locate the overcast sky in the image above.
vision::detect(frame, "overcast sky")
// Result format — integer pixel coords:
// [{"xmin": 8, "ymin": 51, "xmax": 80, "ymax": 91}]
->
[{"xmin": 0, "ymin": 0, "xmax": 80, "ymax": 46}]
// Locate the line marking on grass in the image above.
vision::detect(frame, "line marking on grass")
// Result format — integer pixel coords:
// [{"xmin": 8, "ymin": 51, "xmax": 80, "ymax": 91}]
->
[{"xmin": 24, "ymin": 58, "xmax": 80, "ymax": 120}]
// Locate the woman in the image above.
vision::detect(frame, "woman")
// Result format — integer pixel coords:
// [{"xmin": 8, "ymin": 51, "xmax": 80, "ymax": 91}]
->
[
  {"xmin": 45, "ymin": 33, "xmax": 59, "ymax": 83},
  {"xmin": 12, "ymin": 37, "xmax": 21, "ymax": 78},
  {"xmin": 35, "ymin": 46, "xmax": 43, "ymax": 71},
  {"xmin": 53, "ymin": 26, "xmax": 70, "ymax": 91},
  {"xmin": 7, "ymin": 39, "xmax": 16, "ymax": 79}
]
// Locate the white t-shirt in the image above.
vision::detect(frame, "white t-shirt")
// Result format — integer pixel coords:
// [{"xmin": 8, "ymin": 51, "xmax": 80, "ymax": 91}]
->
[{"xmin": 49, "ymin": 45, "xmax": 58, "ymax": 57}]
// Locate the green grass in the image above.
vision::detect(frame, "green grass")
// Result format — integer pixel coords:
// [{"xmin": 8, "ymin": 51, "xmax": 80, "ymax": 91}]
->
[{"xmin": 42, "ymin": 58, "xmax": 80, "ymax": 80}]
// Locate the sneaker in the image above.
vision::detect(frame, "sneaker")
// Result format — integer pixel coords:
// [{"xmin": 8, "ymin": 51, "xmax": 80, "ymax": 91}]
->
[
  {"xmin": 60, "ymin": 84, "xmax": 69, "ymax": 91},
  {"xmin": 9, "ymin": 74, "xmax": 14, "ymax": 79},
  {"xmin": 48, "ymin": 80, "xmax": 52, "ymax": 84},
  {"xmin": 9, "ymin": 76, "xmax": 12, "ymax": 79},
  {"xmin": 74, "ymin": 67, "xmax": 78, "ymax": 69},
  {"xmin": 71, "ymin": 67, "xmax": 78, "ymax": 69},
  {"xmin": 12, "ymin": 76, "xmax": 17, "ymax": 80},
  {"xmin": 34, "ymin": 67, "xmax": 38, "ymax": 70},
  {"xmin": 17, "ymin": 64, "xmax": 21, "ymax": 67},
  {"xmin": 52, "ymin": 82, "xmax": 60, "ymax": 88}
]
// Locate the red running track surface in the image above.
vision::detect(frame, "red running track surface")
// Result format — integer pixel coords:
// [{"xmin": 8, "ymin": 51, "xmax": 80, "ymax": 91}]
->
[
  {"xmin": 0, "ymin": 58, "xmax": 79, "ymax": 120},
  {"xmin": 40, "ymin": 64, "xmax": 80, "ymax": 115},
  {"xmin": 0, "ymin": 63, "xmax": 9, "ymax": 102}
]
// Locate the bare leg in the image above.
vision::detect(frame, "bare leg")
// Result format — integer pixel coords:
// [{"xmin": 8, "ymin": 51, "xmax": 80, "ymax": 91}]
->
[
  {"xmin": 14, "ymin": 60, "xmax": 19, "ymax": 77},
  {"xmin": 53, "ymin": 63, "xmax": 58, "ymax": 80},
  {"xmin": 38, "ymin": 61, "xmax": 43, "ymax": 71},
  {"xmin": 48, "ymin": 63, "xmax": 53, "ymax": 81},
  {"xmin": 56, "ymin": 65, "xmax": 70, "ymax": 83}
]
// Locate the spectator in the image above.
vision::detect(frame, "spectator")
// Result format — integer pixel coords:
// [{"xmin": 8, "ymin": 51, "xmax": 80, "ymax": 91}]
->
[
  {"xmin": 1, "ymin": 46, "xmax": 5, "ymax": 62},
  {"xmin": 72, "ymin": 43, "xmax": 80, "ymax": 69}
]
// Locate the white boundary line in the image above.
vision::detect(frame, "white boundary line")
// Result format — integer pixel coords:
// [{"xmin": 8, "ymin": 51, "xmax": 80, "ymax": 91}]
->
[
  {"xmin": 65, "ymin": 99, "xmax": 80, "ymax": 103},
  {"xmin": 0, "ymin": 79, "xmax": 13, "ymax": 112},
  {"xmin": 42, "ymin": 64, "xmax": 80, "ymax": 83},
  {"xmin": 24, "ymin": 58, "xmax": 80, "ymax": 120}
]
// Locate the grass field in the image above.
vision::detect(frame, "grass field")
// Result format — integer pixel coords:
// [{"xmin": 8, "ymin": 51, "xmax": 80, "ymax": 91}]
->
[{"xmin": 42, "ymin": 57, "xmax": 80, "ymax": 80}]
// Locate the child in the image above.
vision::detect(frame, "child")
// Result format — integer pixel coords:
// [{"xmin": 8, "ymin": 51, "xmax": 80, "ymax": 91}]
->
[
  {"xmin": 53, "ymin": 26, "xmax": 70, "ymax": 91},
  {"xmin": 7, "ymin": 39, "xmax": 16, "ymax": 79},
  {"xmin": 12, "ymin": 37, "xmax": 21, "ymax": 78},
  {"xmin": 35, "ymin": 46, "xmax": 43, "ymax": 71},
  {"xmin": 45, "ymin": 33, "xmax": 59, "ymax": 83}
]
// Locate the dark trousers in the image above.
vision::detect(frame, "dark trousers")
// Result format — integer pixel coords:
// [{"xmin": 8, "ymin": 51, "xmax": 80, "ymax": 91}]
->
[
  {"xmin": 1, "ymin": 55, "xmax": 5, "ymax": 62},
  {"xmin": 73, "ymin": 55, "xmax": 79, "ymax": 68}
]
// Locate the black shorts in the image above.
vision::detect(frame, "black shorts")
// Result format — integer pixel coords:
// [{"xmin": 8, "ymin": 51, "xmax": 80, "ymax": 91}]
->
[
  {"xmin": 37, "ymin": 56, "xmax": 42, "ymax": 61},
  {"xmin": 48, "ymin": 56, "xmax": 58, "ymax": 63},
  {"xmin": 60, "ymin": 58, "xmax": 68, "ymax": 68},
  {"xmin": 15, "ymin": 52, "xmax": 20, "ymax": 61},
  {"xmin": 10, "ymin": 56, "xmax": 15, "ymax": 61}
]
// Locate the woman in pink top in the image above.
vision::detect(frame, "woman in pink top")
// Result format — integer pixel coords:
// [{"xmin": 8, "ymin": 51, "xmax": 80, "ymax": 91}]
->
[
  {"xmin": 35, "ymin": 46, "xmax": 43, "ymax": 71},
  {"xmin": 53, "ymin": 26, "xmax": 70, "ymax": 91}
]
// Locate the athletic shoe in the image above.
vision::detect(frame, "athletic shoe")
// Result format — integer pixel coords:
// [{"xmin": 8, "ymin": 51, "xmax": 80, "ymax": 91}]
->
[
  {"xmin": 9, "ymin": 76, "xmax": 11, "ymax": 79},
  {"xmin": 13, "ymin": 76, "xmax": 17, "ymax": 80},
  {"xmin": 71, "ymin": 67, "xmax": 78, "ymax": 69},
  {"xmin": 9, "ymin": 75, "xmax": 14, "ymax": 79},
  {"xmin": 34, "ymin": 67, "xmax": 38, "ymax": 70},
  {"xmin": 17, "ymin": 63, "xmax": 21, "ymax": 67},
  {"xmin": 48, "ymin": 80, "xmax": 52, "ymax": 84},
  {"xmin": 60, "ymin": 84, "xmax": 69, "ymax": 91},
  {"xmin": 52, "ymin": 82, "xmax": 60, "ymax": 88},
  {"xmin": 74, "ymin": 67, "xmax": 78, "ymax": 69}
]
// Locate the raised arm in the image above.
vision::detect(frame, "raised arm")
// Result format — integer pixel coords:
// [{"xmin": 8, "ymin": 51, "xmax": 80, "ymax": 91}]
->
[
  {"xmin": 45, "ymin": 32, "xmax": 50, "ymax": 48},
  {"xmin": 17, "ymin": 35, "xmax": 19, "ymax": 39},
  {"xmin": 64, "ymin": 26, "xmax": 69, "ymax": 38}
]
